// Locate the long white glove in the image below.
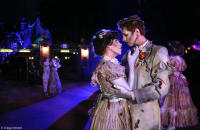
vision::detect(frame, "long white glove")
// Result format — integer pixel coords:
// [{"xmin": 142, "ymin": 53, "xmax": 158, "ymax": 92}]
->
[
  {"xmin": 128, "ymin": 46, "xmax": 139, "ymax": 68},
  {"xmin": 111, "ymin": 77, "xmax": 135, "ymax": 99},
  {"xmin": 112, "ymin": 77, "xmax": 132, "ymax": 91},
  {"xmin": 109, "ymin": 47, "xmax": 139, "ymax": 100},
  {"xmin": 127, "ymin": 46, "xmax": 139, "ymax": 90}
]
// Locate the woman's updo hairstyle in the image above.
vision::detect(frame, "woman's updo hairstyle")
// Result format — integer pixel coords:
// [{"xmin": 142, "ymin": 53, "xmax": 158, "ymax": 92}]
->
[
  {"xmin": 168, "ymin": 41, "xmax": 185, "ymax": 56},
  {"xmin": 92, "ymin": 29, "xmax": 119, "ymax": 55}
]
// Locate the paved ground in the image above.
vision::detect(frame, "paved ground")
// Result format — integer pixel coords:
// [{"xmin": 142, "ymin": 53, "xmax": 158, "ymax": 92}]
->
[
  {"xmin": 0, "ymin": 80, "xmax": 199, "ymax": 130},
  {"xmin": 0, "ymin": 80, "xmax": 99, "ymax": 130}
]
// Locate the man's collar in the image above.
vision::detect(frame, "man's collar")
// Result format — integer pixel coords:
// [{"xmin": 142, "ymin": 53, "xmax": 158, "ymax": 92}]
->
[
  {"xmin": 138, "ymin": 41, "xmax": 153, "ymax": 60},
  {"xmin": 139, "ymin": 40, "xmax": 152, "ymax": 52},
  {"xmin": 139, "ymin": 40, "xmax": 149, "ymax": 50}
]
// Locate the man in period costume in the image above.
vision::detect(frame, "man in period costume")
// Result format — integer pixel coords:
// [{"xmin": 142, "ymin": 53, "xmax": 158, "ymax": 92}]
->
[{"xmin": 103, "ymin": 15, "xmax": 172, "ymax": 130}]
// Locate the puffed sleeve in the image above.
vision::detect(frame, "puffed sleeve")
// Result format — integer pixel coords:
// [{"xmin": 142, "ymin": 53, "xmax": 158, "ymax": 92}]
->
[
  {"xmin": 90, "ymin": 62, "xmax": 133, "ymax": 99},
  {"xmin": 104, "ymin": 61, "xmax": 126, "ymax": 81},
  {"xmin": 91, "ymin": 70, "xmax": 98, "ymax": 87}
]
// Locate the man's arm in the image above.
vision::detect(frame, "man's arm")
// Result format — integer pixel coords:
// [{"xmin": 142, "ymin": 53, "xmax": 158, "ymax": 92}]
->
[{"xmin": 134, "ymin": 47, "xmax": 171, "ymax": 104}]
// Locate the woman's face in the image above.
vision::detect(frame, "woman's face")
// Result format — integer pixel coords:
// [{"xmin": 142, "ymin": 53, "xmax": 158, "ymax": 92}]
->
[{"xmin": 108, "ymin": 39, "xmax": 122, "ymax": 55}]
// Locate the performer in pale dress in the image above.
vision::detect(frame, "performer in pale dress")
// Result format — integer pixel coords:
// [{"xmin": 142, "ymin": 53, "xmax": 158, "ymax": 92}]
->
[
  {"xmin": 161, "ymin": 41, "xmax": 199, "ymax": 130},
  {"xmin": 89, "ymin": 29, "xmax": 139, "ymax": 130},
  {"xmin": 42, "ymin": 57, "xmax": 50, "ymax": 97},
  {"xmin": 48, "ymin": 57, "xmax": 62, "ymax": 96}
]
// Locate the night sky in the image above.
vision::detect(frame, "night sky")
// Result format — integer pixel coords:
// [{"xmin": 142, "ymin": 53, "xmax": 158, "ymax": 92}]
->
[{"xmin": 0, "ymin": 0, "xmax": 200, "ymax": 44}]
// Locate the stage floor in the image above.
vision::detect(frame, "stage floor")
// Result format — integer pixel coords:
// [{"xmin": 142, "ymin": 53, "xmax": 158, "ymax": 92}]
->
[{"xmin": 0, "ymin": 80, "xmax": 199, "ymax": 130}]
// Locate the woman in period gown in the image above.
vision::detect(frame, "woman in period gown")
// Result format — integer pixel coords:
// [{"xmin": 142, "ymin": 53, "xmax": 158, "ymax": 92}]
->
[
  {"xmin": 161, "ymin": 41, "xmax": 198, "ymax": 130},
  {"xmin": 89, "ymin": 29, "xmax": 138, "ymax": 130},
  {"xmin": 42, "ymin": 57, "xmax": 50, "ymax": 97},
  {"xmin": 48, "ymin": 57, "xmax": 62, "ymax": 96}
]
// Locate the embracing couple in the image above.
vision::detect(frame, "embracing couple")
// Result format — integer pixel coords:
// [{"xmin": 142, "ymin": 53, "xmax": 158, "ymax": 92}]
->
[{"xmin": 89, "ymin": 14, "xmax": 171, "ymax": 130}]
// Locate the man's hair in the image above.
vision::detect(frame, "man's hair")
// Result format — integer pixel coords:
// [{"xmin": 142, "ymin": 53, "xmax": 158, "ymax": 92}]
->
[
  {"xmin": 91, "ymin": 29, "xmax": 119, "ymax": 55},
  {"xmin": 117, "ymin": 14, "xmax": 145, "ymax": 35},
  {"xmin": 168, "ymin": 41, "xmax": 185, "ymax": 56}
]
